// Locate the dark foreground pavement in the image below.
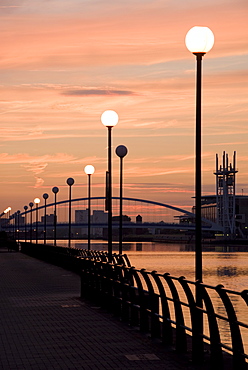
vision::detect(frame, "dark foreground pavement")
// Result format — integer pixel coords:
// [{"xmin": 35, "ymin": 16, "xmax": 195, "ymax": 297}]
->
[{"xmin": 0, "ymin": 249, "xmax": 197, "ymax": 370}]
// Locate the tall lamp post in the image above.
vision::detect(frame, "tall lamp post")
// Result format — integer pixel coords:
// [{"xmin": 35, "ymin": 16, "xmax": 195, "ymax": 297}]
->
[
  {"xmin": 185, "ymin": 26, "xmax": 214, "ymax": 365},
  {"xmin": 16, "ymin": 210, "xmax": 20, "ymax": 244},
  {"xmin": 43, "ymin": 193, "xmax": 49, "ymax": 244},
  {"xmin": 101, "ymin": 110, "xmax": 119, "ymax": 259},
  {"xmin": 14, "ymin": 212, "xmax": 17, "ymax": 241},
  {"xmin": 24, "ymin": 205, "xmax": 28, "ymax": 242},
  {"xmin": 185, "ymin": 26, "xmax": 214, "ymax": 283},
  {"xmin": 34, "ymin": 198, "xmax": 40, "ymax": 244},
  {"xmin": 66, "ymin": 178, "xmax": 75, "ymax": 248},
  {"xmin": 84, "ymin": 165, "xmax": 95, "ymax": 251},
  {"xmin": 52, "ymin": 186, "xmax": 59, "ymax": 246},
  {"xmin": 11, "ymin": 213, "xmax": 14, "ymax": 238},
  {"xmin": 3, "ymin": 208, "xmax": 7, "ymax": 228},
  {"xmin": 29, "ymin": 202, "xmax": 34, "ymax": 243},
  {"xmin": 115, "ymin": 145, "xmax": 128, "ymax": 255},
  {"xmin": 4, "ymin": 207, "xmax": 11, "ymax": 234}
]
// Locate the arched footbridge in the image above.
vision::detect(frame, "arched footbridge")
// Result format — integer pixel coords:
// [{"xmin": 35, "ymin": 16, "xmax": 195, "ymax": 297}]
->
[{"xmin": 8, "ymin": 196, "xmax": 223, "ymax": 232}]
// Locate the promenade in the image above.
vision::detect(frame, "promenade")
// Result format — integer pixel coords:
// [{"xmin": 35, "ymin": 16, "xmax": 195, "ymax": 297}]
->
[{"xmin": 0, "ymin": 249, "xmax": 197, "ymax": 370}]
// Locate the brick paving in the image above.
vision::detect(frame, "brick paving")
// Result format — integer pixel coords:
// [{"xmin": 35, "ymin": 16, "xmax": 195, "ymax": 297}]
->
[{"xmin": 0, "ymin": 249, "xmax": 197, "ymax": 370}]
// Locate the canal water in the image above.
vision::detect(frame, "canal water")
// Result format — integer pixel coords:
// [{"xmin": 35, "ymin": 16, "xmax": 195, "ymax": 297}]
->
[{"xmin": 55, "ymin": 240, "xmax": 248, "ymax": 291}]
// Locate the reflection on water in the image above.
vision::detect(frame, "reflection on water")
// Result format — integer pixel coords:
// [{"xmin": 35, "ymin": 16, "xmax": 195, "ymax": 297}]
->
[
  {"xmin": 50, "ymin": 239, "xmax": 248, "ymax": 291},
  {"xmin": 217, "ymin": 266, "xmax": 238, "ymax": 277}
]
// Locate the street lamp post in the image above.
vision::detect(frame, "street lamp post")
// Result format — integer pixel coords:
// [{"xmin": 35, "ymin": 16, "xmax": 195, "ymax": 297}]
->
[
  {"xmin": 52, "ymin": 187, "xmax": 59, "ymax": 246},
  {"xmin": 66, "ymin": 178, "xmax": 75, "ymax": 248},
  {"xmin": 185, "ymin": 26, "xmax": 214, "ymax": 283},
  {"xmin": 24, "ymin": 206, "xmax": 28, "ymax": 242},
  {"xmin": 29, "ymin": 202, "xmax": 34, "ymax": 243},
  {"xmin": 10, "ymin": 213, "xmax": 14, "ymax": 238},
  {"xmin": 101, "ymin": 110, "xmax": 119, "ymax": 259},
  {"xmin": 4, "ymin": 207, "xmax": 11, "ymax": 234},
  {"xmin": 185, "ymin": 26, "xmax": 214, "ymax": 365},
  {"xmin": 34, "ymin": 198, "xmax": 40, "ymax": 244},
  {"xmin": 3, "ymin": 208, "xmax": 7, "ymax": 228},
  {"xmin": 84, "ymin": 165, "xmax": 95, "ymax": 251},
  {"xmin": 115, "ymin": 145, "xmax": 128, "ymax": 255},
  {"xmin": 14, "ymin": 212, "xmax": 17, "ymax": 241},
  {"xmin": 17, "ymin": 210, "xmax": 20, "ymax": 244},
  {"xmin": 43, "ymin": 193, "xmax": 49, "ymax": 245}
]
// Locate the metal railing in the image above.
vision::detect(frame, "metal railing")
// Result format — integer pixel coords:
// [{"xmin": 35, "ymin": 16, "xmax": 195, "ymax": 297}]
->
[
  {"xmin": 80, "ymin": 258, "xmax": 248, "ymax": 369},
  {"xmin": 20, "ymin": 242, "xmax": 248, "ymax": 369},
  {"xmin": 20, "ymin": 242, "xmax": 131, "ymax": 271}
]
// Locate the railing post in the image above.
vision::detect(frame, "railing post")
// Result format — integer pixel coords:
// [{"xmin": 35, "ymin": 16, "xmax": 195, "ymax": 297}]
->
[
  {"xmin": 163, "ymin": 273, "xmax": 187, "ymax": 353},
  {"xmin": 216, "ymin": 285, "xmax": 247, "ymax": 370},
  {"xmin": 151, "ymin": 271, "xmax": 173, "ymax": 345},
  {"xmin": 140, "ymin": 269, "xmax": 160, "ymax": 338}
]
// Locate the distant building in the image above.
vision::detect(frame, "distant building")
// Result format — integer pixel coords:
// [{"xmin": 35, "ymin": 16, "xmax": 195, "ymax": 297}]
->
[
  {"xmin": 188, "ymin": 152, "xmax": 248, "ymax": 239},
  {"xmin": 75, "ymin": 210, "xmax": 88, "ymax": 223},
  {"xmin": 92, "ymin": 210, "xmax": 108, "ymax": 237},
  {"xmin": 92, "ymin": 210, "xmax": 108, "ymax": 224},
  {"xmin": 75, "ymin": 209, "xmax": 108, "ymax": 237},
  {"xmin": 41, "ymin": 214, "xmax": 55, "ymax": 224},
  {"xmin": 199, "ymin": 195, "xmax": 248, "ymax": 238},
  {"xmin": 112, "ymin": 215, "xmax": 131, "ymax": 222}
]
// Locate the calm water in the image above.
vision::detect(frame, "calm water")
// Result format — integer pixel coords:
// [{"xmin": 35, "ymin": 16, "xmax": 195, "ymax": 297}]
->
[{"xmin": 53, "ymin": 239, "xmax": 248, "ymax": 291}]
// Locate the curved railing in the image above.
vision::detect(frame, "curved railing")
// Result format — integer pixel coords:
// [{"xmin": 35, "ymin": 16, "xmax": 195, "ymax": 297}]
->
[
  {"xmin": 20, "ymin": 242, "xmax": 131, "ymax": 271},
  {"xmin": 20, "ymin": 242, "xmax": 247, "ymax": 368},
  {"xmin": 80, "ymin": 258, "xmax": 248, "ymax": 369}
]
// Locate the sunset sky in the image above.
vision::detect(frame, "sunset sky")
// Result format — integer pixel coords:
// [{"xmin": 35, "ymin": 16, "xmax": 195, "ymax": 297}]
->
[{"xmin": 0, "ymin": 0, "xmax": 248, "ymax": 216}]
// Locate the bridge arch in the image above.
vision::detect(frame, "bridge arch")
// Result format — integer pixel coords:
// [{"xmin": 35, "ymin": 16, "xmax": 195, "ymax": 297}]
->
[{"xmin": 19, "ymin": 196, "xmax": 222, "ymax": 231}]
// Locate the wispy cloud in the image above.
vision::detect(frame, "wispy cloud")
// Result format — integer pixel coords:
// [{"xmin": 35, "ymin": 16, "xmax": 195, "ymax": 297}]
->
[
  {"xmin": 0, "ymin": 153, "xmax": 78, "ymax": 188},
  {"xmin": 123, "ymin": 166, "xmax": 192, "ymax": 178},
  {"xmin": 62, "ymin": 89, "xmax": 138, "ymax": 96},
  {"xmin": 0, "ymin": 153, "xmax": 77, "ymax": 165}
]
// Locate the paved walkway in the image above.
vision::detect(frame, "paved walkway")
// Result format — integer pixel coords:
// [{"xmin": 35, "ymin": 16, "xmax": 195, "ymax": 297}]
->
[{"xmin": 0, "ymin": 249, "xmax": 197, "ymax": 370}]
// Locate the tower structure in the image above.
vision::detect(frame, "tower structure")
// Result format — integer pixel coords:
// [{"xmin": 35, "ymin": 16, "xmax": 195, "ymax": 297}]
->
[{"xmin": 214, "ymin": 151, "xmax": 237, "ymax": 237}]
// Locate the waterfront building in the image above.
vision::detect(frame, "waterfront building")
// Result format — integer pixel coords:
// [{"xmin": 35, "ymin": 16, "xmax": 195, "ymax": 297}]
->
[
  {"xmin": 41, "ymin": 214, "xmax": 55, "ymax": 224},
  {"xmin": 92, "ymin": 210, "xmax": 108, "ymax": 237},
  {"xmin": 183, "ymin": 152, "xmax": 248, "ymax": 239}
]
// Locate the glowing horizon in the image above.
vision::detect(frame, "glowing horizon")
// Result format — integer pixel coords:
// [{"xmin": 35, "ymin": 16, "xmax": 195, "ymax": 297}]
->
[{"xmin": 0, "ymin": 0, "xmax": 248, "ymax": 214}]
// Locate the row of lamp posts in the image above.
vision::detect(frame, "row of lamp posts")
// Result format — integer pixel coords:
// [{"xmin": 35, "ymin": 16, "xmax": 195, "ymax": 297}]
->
[
  {"xmin": 6, "ymin": 26, "xmax": 214, "ymax": 368},
  {"xmin": 21, "ymin": 122, "xmax": 128, "ymax": 259},
  {"xmin": 25, "ymin": 188, "xmax": 58, "ymax": 245},
  {"xmin": 13, "ymin": 26, "xmax": 214, "ymax": 285}
]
